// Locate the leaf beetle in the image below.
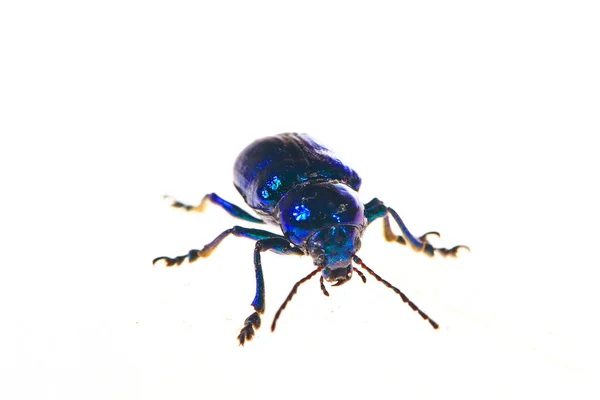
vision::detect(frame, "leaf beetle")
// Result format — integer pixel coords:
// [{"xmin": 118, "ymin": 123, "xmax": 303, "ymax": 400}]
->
[{"xmin": 154, "ymin": 133, "xmax": 469, "ymax": 345}]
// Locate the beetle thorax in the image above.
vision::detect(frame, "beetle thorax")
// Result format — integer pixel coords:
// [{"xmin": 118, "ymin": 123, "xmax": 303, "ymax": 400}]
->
[{"xmin": 277, "ymin": 181, "xmax": 366, "ymax": 246}]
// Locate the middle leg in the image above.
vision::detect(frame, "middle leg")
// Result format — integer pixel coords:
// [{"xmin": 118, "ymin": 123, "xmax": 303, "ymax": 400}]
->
[
  {"xmin": 364, "ymin": 198, "xmax": 469, "ymax": 257},
  {"xmin": 153, "ymin": 227, "xmax": 304, "ymax": 344},
  {"xmin": 152, "ymin": 226, "xmax": 284, "ymax": 266}
]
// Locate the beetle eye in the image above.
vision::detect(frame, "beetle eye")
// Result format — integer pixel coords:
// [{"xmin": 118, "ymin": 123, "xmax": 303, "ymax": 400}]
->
[{"xmin": 354, "ymin": 236, "xmax": 362, "ymax": 251}]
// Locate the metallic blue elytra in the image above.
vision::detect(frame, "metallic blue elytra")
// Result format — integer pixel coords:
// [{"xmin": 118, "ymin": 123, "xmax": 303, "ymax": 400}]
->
[
  {"xmin": 154, "ymin": 133, "xmax": 469, "ymax": 345},
  {"xmin": 233, "ymin": 133, "xmax": 361, "ymax": 215}
]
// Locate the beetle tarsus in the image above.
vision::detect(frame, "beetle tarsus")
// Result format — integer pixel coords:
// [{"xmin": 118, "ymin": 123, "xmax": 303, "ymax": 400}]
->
[
  {"xmin": 431, "ymin": 244, "xmax": 470, "ymax": 257},
  {"xmin": 152, "ymin": 249, "xmax": 203, "ymax": 266},
  {"xmin": 152, "ymin": 250, "xmax": 200, "ymax": 267},
  {"xmin": 384, "ymin": 208, "xmax": 469, "ymax": 258},
  {"xmin": 238, "ymin": 312, "xmax": 261, "ymax": 346},
  {"xmin": 162, "ymin": 194, "xmax": 210, "ymax": 212}
]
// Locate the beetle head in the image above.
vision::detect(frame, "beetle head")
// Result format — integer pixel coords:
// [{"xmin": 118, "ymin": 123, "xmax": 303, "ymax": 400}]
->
[{"xmin": 308, "ymin": 225, "xmax": 362, "ymax": 286}]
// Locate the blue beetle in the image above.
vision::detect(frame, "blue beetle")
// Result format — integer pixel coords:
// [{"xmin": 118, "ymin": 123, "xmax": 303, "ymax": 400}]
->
[{"xmin": 154, "ymin": 133, "xmax": 468, "ymax": 345}]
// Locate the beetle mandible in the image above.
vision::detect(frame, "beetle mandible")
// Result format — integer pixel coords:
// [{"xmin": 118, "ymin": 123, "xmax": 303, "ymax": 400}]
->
[{"xmin": 153, "ymin": 133, "xmax": 469, "ymax": 345}]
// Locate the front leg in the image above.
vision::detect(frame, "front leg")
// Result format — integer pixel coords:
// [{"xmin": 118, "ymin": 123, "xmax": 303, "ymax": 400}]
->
[
  {"xmin": 238, "ymin": 238, "xmax": 304, "ymax": 345},
  {"xmin": 364, "ymin": 198, "xmax": 469, "ymax": 257}
]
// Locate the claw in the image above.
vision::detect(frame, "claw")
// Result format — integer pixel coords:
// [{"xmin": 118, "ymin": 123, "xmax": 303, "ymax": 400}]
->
[
  {"xmin": 440, "ymin": 245, "xmax": 471, "ymax": 257},
  {"xmin": 423, "ymin": 243, "xmax": 470, "ymax": 258},
  {"xmin": 237, "ymin": 325, "xmax": 255, "ymax": 346},
  {"xmin": 162, "ymin": 195, "xmax": 186, "ymax": 209},
  {"xmin": 152, "ymin": 255, "xmax": 184, "ymax": 266},
  {"xmin": 419, "ymin": 231, "xmax": 440, "ymax": 242},
  {"xmin": 152, "ymin": 249, "xmax": 201, "ymax": 266}
]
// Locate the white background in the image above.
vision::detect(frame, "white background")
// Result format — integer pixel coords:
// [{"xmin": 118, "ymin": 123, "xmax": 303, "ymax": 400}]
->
[{"xmin": 1, "ymin": 1, "xmax": 599, "ymax": 399}]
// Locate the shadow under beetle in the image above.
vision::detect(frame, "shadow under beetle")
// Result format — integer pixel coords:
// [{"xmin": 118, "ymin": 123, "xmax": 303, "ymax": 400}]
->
[{"xmin": 153, "ymin": 133, "xmax": 469, "ymax": 345}]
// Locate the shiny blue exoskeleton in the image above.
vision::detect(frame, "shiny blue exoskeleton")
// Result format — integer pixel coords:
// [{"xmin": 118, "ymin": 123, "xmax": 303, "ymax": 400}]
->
[{"xmin": 154, "ymin": 133, "xmax": 468, "ymax": 345}]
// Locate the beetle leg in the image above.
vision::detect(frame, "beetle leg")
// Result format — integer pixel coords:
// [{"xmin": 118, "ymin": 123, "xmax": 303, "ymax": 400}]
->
[
  {"xmin": 163, "ymin": 193, "xmax": 265, "ymax": 224},
  {"xmin": 238, "ymin": 238, "xmax": 304, "ymax": 346},
  {"xmin": 364, "ymin": 198, "xmax": 469, "ymax": 257},
  {"xmin": 152, "ymin": 226, "xmax": 284, "ymax": 266},
  {"xmin": 154, "ymin": 228, "xmax": 303, "ymax": 344},
  {"xmin": 385, "ymin": 207, "xmax": 469, "ymax": 257}
]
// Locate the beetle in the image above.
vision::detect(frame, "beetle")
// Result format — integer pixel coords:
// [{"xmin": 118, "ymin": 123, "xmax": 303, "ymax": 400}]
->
[{"xmin": 153, "ymin": 133, "xmax": 468, "ymax": 345}]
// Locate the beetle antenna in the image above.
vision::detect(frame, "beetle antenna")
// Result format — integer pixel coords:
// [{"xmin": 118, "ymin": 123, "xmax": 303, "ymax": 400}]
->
[
  {"xmin": 271, "ymin": 266, "xmax": 324, "ymax": 332},
  {"xmin": 352, "ymin": 255, "xmax": 439, "ymax": 329}
]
